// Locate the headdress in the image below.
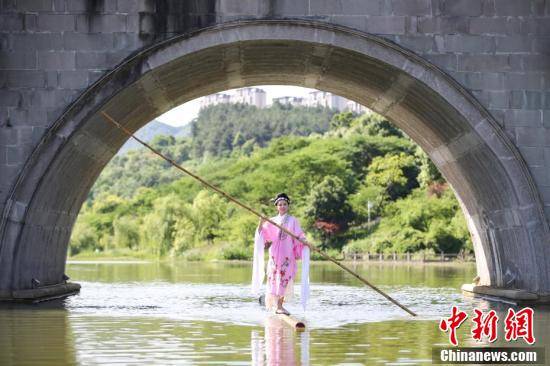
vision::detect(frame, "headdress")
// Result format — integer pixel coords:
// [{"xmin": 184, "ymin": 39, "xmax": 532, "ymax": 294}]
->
[{"xmin": 272, "ymin": 192, "xmax": 290, "ymax": 205}]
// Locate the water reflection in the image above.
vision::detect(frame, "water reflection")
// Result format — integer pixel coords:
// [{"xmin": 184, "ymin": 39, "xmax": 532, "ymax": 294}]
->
[
  {"xmin": 0, "ymin": 300, "xmax": 76, "ymax": 366},
  {"xmin": 0, "ymin": 262, "xmax": 547, "ymax": 365},
  {"xmin": 251, "ymin": 315, "xmax": 309, "ymax": 366}
]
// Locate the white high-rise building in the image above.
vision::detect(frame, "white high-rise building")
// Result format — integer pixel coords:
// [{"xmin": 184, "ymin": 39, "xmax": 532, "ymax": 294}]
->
[
  {"xmin": 272, "ymin": 96, "xmax": 304, "ymax": 107},
  {"xmin": 200, "ymin": 93, "xmax": 231, "ymax": 109},
  {"xmin": 200, "ymin": 87, "xmax": 371, "ymax": 114},
  {"xmin": 346, "ymin": 100, "xmax": 371, "ymax": 114},
  {"xmin": 231, "ymin": 87, "xmax": 267, "ymax": 108},
  {"xmin": 305, "ymin": 90, "xmax": 346, "ymax": 110},
  {"xmin": 200, "ymin": 87, "xmax": 266, "ymax": 109}
]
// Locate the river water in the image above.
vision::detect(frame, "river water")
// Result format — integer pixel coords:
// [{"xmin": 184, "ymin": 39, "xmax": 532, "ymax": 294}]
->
[{"xmin": 1, "ymin": 261, "xmax": 547, "ymax": 365}]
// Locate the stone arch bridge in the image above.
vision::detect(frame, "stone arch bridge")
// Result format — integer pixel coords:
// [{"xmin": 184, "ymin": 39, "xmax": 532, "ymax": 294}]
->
[{"xmin": 1, "ymin": 1, "xmax": 549, "ymax": 303}]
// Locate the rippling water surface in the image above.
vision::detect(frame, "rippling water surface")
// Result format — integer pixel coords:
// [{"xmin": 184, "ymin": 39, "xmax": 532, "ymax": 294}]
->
[{"xmin": 1, "ymin": 261, "xmax": 548, "ymax": 365}]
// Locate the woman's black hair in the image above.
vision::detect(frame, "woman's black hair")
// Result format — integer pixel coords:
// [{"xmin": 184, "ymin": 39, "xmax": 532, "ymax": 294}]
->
[{"xmin": 271, "ymin": 192, "xmax": 290, "ymax": 205}]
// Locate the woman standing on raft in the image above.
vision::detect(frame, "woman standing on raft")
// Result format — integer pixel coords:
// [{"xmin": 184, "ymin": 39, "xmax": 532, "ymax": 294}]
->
[{"xmin": 251, "ymin": 193, "xmax": 311, "ymax": 315}]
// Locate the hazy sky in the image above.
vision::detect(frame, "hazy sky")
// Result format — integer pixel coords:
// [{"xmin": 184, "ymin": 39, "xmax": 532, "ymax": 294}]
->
[{"xmin": 156, "ymin": 85, "xmax": 316, "ymax": 126}]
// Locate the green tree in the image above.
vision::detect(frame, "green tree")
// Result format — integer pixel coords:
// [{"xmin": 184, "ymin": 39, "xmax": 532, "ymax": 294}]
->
[
  {"xmin": 304, "ymin": 175, "xmax": 354, "ymax": 248},
  {"xmin": 366, "ymin": 153, "xmax": 419, "ymax": 200}
]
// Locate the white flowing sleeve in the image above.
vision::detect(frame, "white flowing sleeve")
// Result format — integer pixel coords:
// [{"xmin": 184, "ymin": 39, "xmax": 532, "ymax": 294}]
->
[
  {"xmin": 251, "ymin": 228, "xmax": 265, "ymax": 295},
  {"xmin": 300, "ymin": 245, "xmax": 310, "ymax": 311}
]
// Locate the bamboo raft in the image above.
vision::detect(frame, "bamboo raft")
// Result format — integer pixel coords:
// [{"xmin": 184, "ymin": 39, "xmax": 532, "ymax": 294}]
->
[
  {"xmin": 278, "ymin": 313, "xmax": 306, "ymax": 330},
  {"xmin": 259, "ymin": 295, "xmax": 306, "ymax": 330}
]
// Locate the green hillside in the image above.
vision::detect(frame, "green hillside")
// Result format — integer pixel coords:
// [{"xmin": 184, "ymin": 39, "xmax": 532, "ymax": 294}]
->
[{"xmin": 72, "ymin": 105, "xmax": 472, "ymax": 260}]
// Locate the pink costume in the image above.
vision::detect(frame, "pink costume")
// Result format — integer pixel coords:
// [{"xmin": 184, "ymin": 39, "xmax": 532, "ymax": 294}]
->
[{"xmin": 251, "ymin": 214, "xmax": 310, "ymax": 311}]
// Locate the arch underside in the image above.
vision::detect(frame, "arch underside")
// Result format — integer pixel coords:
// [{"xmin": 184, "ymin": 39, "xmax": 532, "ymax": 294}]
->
[{"xmin": 1, "ymin": 21, "xmax": 548, "ymax": 297}]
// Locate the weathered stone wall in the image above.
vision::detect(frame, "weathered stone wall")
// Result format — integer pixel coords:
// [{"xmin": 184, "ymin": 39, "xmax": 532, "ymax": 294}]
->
[
  {"xmin": 0, "ymin": 0, "xmax": 549, "ymax": 298},
  {"xmin": 1, "ymin": 0, "xmax": 549, "ymax": 222}
]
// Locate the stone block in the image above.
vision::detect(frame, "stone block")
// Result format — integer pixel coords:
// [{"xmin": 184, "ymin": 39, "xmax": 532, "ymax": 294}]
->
[
  {"xmin": 113, "ymin": 33, "xmax": 145, "ymax": 50},
  {"xmin": 543, "ymin": 111, "xmax": 550, "ymax": 128},
  {"xmin": 545, "ymin": 92, "xmax": 550, "ymax": 109},
  {"xmin": 45, "ymin": 71, "xmax": 58, "ymax": 88},
  {"xmin": 505, "ymin": 109, "xmax": 542, "ymax": 127},
  {"xmin": 309, "ymin": 0, "xmax": 342, "ymax": 14},
  {"xmin": 16, "ymin": 0, "xmax": 52, "ymax": 12},
  {"xmin": 443, "ymin": 35, "xmax": 495, "ymax": 53},
  {"xmin": 63, "ymin": 33, "xmax": 114, "ymax": 51},
  {"xmin": 0, "ymin": 34, "xmax": 9, "ymax": 51},
  {"xmin": 6, "ymin": 145, "xmax": 30, "ymax": 165},
  {"xmin": 0, "ymin": 127, "xmax": 18, "ymax": 145},
  {"xmin": 504, "ymin": 72, "xmax": 544, "ymax": 90},
  {"xmin": 510, "ymin": 91, "xmax": 542, "ymax": 110},
  {"xmin": 424, "ymin": 53, "xmax": 458, "ymax": 70},
  {"xmin": 441, "ymin": 0, "xmax": 482, "ymax": 16},
  {"xmin": 462, "ymin": 72, "xmax": 505, "ymax": 90},
  {"xmin": 0, "ymin": 14, "xmax": 24, "ymax": 31},
  {"xmin": 77, "ymin": 14, "xmax": 128, "ymax": 33},
  {"xmin": 469, "ymin": 17, "xmax": 521, "ymax": 35},
  {"xmin": 530, "ymin": 165, "xmax": 550, "ymax": 187},
  {"xmin": 219, "ymin": 0, "xmax": 259, "ymax": 14},
  {"xmin": 544, "ymin": 147, "xmax": 550, "ymax": 165},
  {"xmin": 533, "ymin": 37, "xmax": 550, "ymax": 55},
  {"xmin": 417, "ymin": 16, "xmax": 469, "ymax": 34},
  {"xmin": 458, "ymin": 55, "xmax": 510, "ymax": 72},
  {"xmin": 272, "ymin": 0, "xmax": 308, "ymax": 15},
  {"xmin": 481, "ymin": 0, "xmax": 496, "ymax": 16},
  {"xmin": 2, "ymin": 0, "xmax": 16, "ymax": 11},
  {"xmin": 330, "ymin": 15, "xmax": 367, "ymax": 31},
  {"xmin": 494, "ymin": 0, "xmax": 532, "ymax": 16},
  {"xmin": 23, "ymin": 14, "xmax": 38, "ymax": 32},
  {"xmin": 75, "ymin": 52, "xmax": 110, "ymax": 69},
  {"xmin": 345, "ymin": 0, "xmax": 383, "ymax": 15},
  {"xmin": 117, "ymin": 0, "xmax": 155, "ymax": 13},
  {"xmin": 53, "ymin": 0, "xmax": 65, "ymax": 12},
  {"xmin": 396, "ymin": 35, "xmax": 436, "ymax": 53},
  {"xmin": 476, "ymin": 90, "xmax": 510, "ymax": 109},
  {"xmin": 391, "ymin": 0, "xmax": 431, "ymax": 15},
  {"xmin": 88, "ymin": 70, "xmax": 107, "ymax": 84},
  {"xmin": 517, "ymin": 55, "xmax": 550, "ymax": 72},
  {"xmin": 516, "ymin": 127, "xmax": 545, "ymax": 146},
  {"xmin": 66, "ymin": 0, "xmax": 88, "ymax": 12},
  {"xmin": 540, "ymin": 186, "xmax": 550, "ymax": 202},
  {"xmin": 365, "ymin": 16, "xmax": 406, "ymax": 34},
  {"xmin": 37, "ymin": 51, "xmax": 76, "ymax": 71},
  {"xmin": 6, "ymin": 71, "xmax": 45, "ymax": 88},
  {"xmin": 37, "ymin": 14, "xmax": 76, "ymax": 32},
  {"xmin": 8, "ymin": 108, "xmax": 49, "ymax": 126},
  {"xmin": 0, "ymin": 51, "xmax": 36, "ymax": 69},
  {"xmin": 521, "ymin": 19, "xmax": 550, "ymax": 35},
  {"xmin": 495, "ymin": 36, "xmax": 533, "ymax": 53},
  {"xmin": 0, "ymin": 91, "xmax": 20, "ymax": 107},
  {"xmin": 519, "ymin": 146, "xmax": 544, "ymax": 167},
  {"xmin": 59, "ymin": 70, "xmax": 89, "ymax": 89},
  {"xmin": 10, "ymin": 33, "xmax": 63, "ymax": 51}
]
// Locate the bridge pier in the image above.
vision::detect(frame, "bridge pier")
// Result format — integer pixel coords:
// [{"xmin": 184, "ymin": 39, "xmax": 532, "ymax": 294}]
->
[
  {"xmin": 462, "ymin": 284, "xmax": 550, "ymax": 305},
  {"xmin": 0, "ymin": 283, "xmax": 80, "ymax": 304}
]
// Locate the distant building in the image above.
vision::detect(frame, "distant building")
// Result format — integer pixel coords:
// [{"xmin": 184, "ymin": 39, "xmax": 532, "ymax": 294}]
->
[
  {"xmin": 200, "ymin": 87, "xmax": 371, "ymax": 114},
  {"xmin": 232, "ymin": 87, "xmax": 267, "ymax": 108},
  {"xmin": 272, "ymin": 96, "xmax": 304, "ymax": 107},
  {"xmin": 305, "ymin": 90, "xmax": 346, "ymax": 110},
  {"xmin": 346, "ymin": 100, "xmax": 371, "ymax": 114},
  {"xmin": 200, "ymin": 87, "xmax": 266, "ymax": 109},
  {"xmin": 200, "ymin": 93, "xmax": 231, "ymax": 109}
]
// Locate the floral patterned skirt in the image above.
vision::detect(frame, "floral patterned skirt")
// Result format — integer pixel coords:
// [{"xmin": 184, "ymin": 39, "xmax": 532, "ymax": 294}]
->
[{"xmin": 265, "ymin": 278, "xmax": 294, "ymax": 310}]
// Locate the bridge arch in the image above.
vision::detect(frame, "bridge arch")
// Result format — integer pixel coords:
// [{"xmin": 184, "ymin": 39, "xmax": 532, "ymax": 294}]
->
[{"xmin": 1, "ymin": 20, "xmax": 548, "ymax": 300}]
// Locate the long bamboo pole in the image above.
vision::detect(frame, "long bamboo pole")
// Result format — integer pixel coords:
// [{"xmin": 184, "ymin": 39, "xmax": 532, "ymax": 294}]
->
[{"xmin": 100, "ymin": 111, "xmax": 417, "ymax": 317}]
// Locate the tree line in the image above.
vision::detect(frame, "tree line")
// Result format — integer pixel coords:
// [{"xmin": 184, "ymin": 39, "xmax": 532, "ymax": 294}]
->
[{"xmin": 71, "ymin": 103, "xmax": 472, "ymax": 260}]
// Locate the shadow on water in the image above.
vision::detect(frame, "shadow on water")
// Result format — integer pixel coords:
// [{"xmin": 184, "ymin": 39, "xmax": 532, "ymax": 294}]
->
[{"xmin": 0, "ymin": 299, "xmax": 77, "ymax": 366}]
